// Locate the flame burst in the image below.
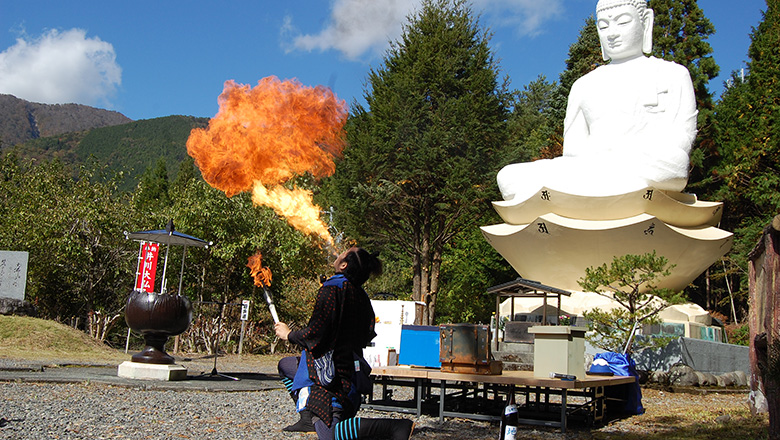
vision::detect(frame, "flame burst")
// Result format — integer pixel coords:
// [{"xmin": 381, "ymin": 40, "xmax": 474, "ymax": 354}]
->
[
  {"xmin": 247, "ymin": 251, "xmax": 272, "ymax": 287},
  {"xmin": 186, "ymin": 76, "xmax": 347, "ymax": 245}
]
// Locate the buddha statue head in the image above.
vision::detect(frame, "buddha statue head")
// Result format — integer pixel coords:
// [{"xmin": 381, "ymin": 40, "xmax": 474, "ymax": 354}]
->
[{"xmin": 596, "ymin": 0, "xmax": 654, "ymax": 62}]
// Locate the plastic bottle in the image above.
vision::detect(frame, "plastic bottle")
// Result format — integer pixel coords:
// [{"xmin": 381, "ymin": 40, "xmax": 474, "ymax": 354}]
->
[{"xmin": 499, "ymin": 392, "xmax": 518, "ymax": 440}]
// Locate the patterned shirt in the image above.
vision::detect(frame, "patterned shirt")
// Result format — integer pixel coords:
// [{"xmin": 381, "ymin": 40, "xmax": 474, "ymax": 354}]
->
[{"xmin": 288, "ymin": 274, "xmax": 376, "ymax": 426}]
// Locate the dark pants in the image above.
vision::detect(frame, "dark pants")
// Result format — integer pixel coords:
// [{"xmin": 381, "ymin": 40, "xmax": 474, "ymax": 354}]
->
[
  {"xmin": 278, "ymin": 355, "xmax": 300, "ymax": 382},
  {"xmin": 278, "ymin": 355, "xmax": 342, "ymax": 440}
]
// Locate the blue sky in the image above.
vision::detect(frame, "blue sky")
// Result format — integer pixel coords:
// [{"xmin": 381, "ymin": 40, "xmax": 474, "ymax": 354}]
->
[{"xmin": 0, "ymin": 0, "xmax": 766, "ymax": 121}]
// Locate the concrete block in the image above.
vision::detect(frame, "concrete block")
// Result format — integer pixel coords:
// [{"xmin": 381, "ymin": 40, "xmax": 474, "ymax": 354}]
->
[{"xmin": 117, "ymin": 361, "xmax": 188, "ymax": 381}]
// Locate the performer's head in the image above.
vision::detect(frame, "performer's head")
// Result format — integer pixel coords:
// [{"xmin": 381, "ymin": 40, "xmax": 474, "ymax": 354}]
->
[{"xmin": 334, "ymin": 247, "xmax": 382, "ymax": 286}]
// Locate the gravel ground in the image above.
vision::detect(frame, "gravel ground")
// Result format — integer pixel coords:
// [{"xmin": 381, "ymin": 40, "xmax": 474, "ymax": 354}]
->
[
  {"xmin": 0, "ymin": 381, "xmax": 758, "ymax": 440},
  {"xmin": 0, "ymin": 381, "xmax": 498, "ymax": 440},
  {"xmin": 0, "ymin": 355, "xmax": 761, "ymax": 440}
]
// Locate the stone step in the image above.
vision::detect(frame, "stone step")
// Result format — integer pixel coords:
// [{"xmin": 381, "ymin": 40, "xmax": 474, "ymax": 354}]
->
[
  {"xmin": 501, "ymin": 361, "xmax": 533, "ymax": 371},
  {"xmin": 497, "ymin": 341, "xmax": 534, "ymax": 353},
  {"xmin": 494, "ymin": 350, "xmax": 534, "ymax": 363},
  {"xmin": 494, "ymin": 342, "xmax": 534, "ymax": 372}
]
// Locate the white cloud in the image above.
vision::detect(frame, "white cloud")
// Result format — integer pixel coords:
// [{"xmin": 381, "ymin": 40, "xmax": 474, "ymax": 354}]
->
[
  {"xmin": 286, "ymin": 0, "xmax": 419, "ymax": 60},
  {"xmin": 284, "ymin": 0, "xmax": 565, "ymax": 60},
  {"xmin": 0, "ymin": 28, "xmax": 121, "ymax": 107},
  {"xmin": 473, "ymin": 0, "xmax": 565, "ymax": 37}
]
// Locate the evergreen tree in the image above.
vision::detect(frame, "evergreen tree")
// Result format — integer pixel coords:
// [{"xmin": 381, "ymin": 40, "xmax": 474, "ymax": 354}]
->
[
  {"xmin": 580, "ymin": 252, "xmax": 685, "ymax": 353},
  {"xmin": 504, "ymin": 75, "xmax": 558, "ymax": 163},
  {"xmin": 170, "ymin": 156, "xmax": 199, "ymax": 195},
  {"xmin": 325, "ymin": 0, "xmax": 510, "ymax": 324},
  {"xmin": 713, "ymin": 0, "xmax": 780, "ymax": 286},
  {"xmin": 133, "ymin": 158, "xmax": 171, "ymax": 221},
  {"xmin": 650, "ymin": 0, "xmax": 719, "ymax": 110}
]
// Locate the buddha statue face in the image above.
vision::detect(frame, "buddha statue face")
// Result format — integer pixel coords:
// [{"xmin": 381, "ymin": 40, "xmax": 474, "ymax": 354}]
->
[{"xmin": 596, "ymin": 0, "xmax": 654, "ymax": 62}]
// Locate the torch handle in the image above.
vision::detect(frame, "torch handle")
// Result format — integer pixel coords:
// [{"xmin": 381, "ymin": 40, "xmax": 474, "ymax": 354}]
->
[
  {"xmin": 268, "ymin": 303, "xmax": 280, "ymax": 324},
  {"xmin": 262, "ymin": 286, "xmax": 280, "ymax": 324}
]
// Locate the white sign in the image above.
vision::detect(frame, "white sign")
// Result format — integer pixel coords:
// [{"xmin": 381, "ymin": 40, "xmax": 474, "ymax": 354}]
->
[
  {"xmin": 365, "ymin": 300, "xmax": 424, "ymax": 367},
  {"xmin": 240, "ymin": 300, "xmax": 250, "ymax": 321},
  {"xmin": 0, "ymin": 251, "xmax": 29, "ymax": 301}
]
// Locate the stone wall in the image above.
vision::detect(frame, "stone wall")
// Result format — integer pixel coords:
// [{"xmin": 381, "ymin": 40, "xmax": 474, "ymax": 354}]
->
[
  {"xmin": 629, "ymin": 337, "xmax": 750, "ymax": 375},
  {"xmin": 584, "ymin": 337, "xmax": 750, "ymax": 376}
]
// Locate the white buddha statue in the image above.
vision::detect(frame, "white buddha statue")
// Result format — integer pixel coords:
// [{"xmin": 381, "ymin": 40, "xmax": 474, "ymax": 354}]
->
[{"xmin": 497, "ymin": 0, "xmax": 698, "ymax": 203}]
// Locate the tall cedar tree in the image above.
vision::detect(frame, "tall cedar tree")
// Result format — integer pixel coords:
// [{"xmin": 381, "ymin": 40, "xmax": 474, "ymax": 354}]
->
[
  {"xmin": 503, "ymin": 76, "xmax": 558, "ymax": 166},
  {"xmin": 713, "ymin": 0, "xmax": 780, "ymax": 287},
  {"xmin": 651, "ymin": 0, "xmax": 718, "ymax": 109},
  {"xmin": 326, "ymin": 0, "xmax": 509, "ymax": 324}
]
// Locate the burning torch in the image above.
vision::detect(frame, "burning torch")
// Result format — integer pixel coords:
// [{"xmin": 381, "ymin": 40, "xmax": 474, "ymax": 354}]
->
[{"xmin": 247, "ymin": 252, "xmax": 279, "ymax": 324}]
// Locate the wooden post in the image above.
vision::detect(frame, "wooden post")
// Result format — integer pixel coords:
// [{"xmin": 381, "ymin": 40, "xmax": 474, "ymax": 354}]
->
[
  {"xmin": 748, "ymin": 214, "xmax": 780, "ymax": 439},
  {"xmin": 238, "ymin": 320, "xmax": 246, "ymax": 356}
]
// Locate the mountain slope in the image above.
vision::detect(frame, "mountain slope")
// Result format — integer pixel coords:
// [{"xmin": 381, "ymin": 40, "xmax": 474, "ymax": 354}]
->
[
  {"xmin": 8, "ymin": 115, "xmax": 209, "ymax": 191},
  {"xmin": 0, "ymin": 94, "xmax": 132, "ymax": 148}
]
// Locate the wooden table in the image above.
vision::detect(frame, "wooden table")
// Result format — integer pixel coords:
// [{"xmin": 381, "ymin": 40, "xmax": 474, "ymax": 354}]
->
[{"xmin": 367, "ymin": 366, "xmax": 636, "ymax": 433}]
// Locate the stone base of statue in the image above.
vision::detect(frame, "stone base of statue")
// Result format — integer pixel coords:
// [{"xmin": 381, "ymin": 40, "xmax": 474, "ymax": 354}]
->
[
  {"xmin": 481, "ymin": 187, "xmax": 732, "ymax": 292},
  {"xmin": 117, "ymin": 361, "xmax": 188, "ymax": 381}
]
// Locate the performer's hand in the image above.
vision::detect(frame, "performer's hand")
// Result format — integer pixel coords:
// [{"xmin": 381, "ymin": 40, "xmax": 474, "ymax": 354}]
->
[{"xmin": 275, "ymin": 322, "xmax": 291, "ymax": 340}]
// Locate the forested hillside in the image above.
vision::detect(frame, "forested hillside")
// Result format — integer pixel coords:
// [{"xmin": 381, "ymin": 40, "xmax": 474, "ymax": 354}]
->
[
  {"xmin": 0, "ymin": 94, "xmax": 131, "ymax": 148},
  {"xmin": 8, "ymin": 115, "xmax": 209, "ymax": 190}
]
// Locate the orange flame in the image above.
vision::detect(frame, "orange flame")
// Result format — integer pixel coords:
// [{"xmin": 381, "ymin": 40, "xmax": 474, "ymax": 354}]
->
[
  {"xmin": 252, "ymin": 182, "xmax": 331, "ymax": 242},
  {"xmin": 247, "ymin": 251, "xmax": 272, "ymax": 287},
  {"xmin": 186, "ymin": 76, "xmax": 347, "ymax": 245}
]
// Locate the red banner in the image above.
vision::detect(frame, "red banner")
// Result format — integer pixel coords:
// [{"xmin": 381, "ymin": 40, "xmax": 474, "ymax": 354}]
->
[{"xmin": 135, "ymin": 242, "xmax": 159, "ymax": 293}]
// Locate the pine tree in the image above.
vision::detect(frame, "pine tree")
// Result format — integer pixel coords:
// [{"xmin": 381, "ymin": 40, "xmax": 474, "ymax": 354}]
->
[
  {"xmin": 579, "ymin": 252, "xmax": 686, "ymax": 353},
  {"xmin": 324, "ymin": 0, "xmax": 510, "ymax": 324}
]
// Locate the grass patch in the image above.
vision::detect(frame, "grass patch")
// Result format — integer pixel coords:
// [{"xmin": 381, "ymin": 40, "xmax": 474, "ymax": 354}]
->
[
  {"xmin": 0, "ymin": 315, "xmax": 286, "ymax": 370},
  {"xmin": 593, "ymin": 412, "xmax": 768, "ymax": 439},
  {"xmin": 586, "ymin": 388, "xmax": 769, "ymax": 440},
  {"xmin": 0, "ymin": 315, "xmax": 127, "ymax": 364}
]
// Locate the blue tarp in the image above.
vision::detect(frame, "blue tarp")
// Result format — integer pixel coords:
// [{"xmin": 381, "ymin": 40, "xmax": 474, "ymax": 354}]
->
[{"xmin": 592, "ymin": 352, "xmax": 644, "ymax": 415}]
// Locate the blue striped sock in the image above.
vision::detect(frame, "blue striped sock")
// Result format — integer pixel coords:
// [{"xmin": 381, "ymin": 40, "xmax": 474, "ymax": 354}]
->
[
  {"xmin": 281, "ymin": 377, "xmax": 294, "ymax": 393},
  {"xmin": 334, "ymin": 417, "xmax": 361, "ymax": 440}
]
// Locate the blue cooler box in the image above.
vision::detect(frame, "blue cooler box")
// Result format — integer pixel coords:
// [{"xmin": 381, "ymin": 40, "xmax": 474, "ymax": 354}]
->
[{"xmin": 398, "ymin": 325, "xmax": 441, "ymax": 368}]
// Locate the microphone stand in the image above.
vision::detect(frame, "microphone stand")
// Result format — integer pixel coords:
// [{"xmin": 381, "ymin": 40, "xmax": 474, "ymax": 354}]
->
[{"xmin": 195, "ymin": 300, "xmax": 239, "ymax": 381}]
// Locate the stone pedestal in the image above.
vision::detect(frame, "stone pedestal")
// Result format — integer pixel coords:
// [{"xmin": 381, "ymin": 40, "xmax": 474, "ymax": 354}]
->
[
  {"xmin": 529, "ymin": 325, "xmax": 587, "ymax": 379},
  {"xmin": 117, "ymin": 361, "xmax": 188, "ymax": 381}
]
